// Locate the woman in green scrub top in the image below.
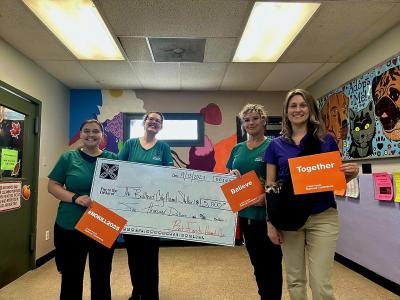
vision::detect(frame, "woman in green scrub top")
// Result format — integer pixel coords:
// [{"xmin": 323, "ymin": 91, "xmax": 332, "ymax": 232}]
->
[
  {"xmin": 227, "ymin": 104, "xmax": 282, "ymax": 300},
  {"xmin": 118, "ymin": 112, "xmax": 173, "ymax": 300},
  {"xmin": 48, "ymin": 119, "xmax": 117, "ymax": 300}
]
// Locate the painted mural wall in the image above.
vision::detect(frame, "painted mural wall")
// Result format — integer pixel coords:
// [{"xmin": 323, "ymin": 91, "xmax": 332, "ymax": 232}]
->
[
  {"xmin": 69, "ymin": 89, "xmax": 284, "ymax": 174},
  {"xmin": 319, "ymin": 54, "xmax": 400, "ymax": 160}
]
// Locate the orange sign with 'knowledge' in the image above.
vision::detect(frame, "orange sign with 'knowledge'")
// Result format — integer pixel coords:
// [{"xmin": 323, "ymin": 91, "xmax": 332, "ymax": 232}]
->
[
  {"xmin": 75, "ymin": 201, "xmax": 127, "ymax": 248},
  {"xmin": 220, "ymin": 170, "xmax": 265, "ymax": 213},
  {"xmin": 288, "ymin": 151, "xmax": 346, "ymax": 195}
]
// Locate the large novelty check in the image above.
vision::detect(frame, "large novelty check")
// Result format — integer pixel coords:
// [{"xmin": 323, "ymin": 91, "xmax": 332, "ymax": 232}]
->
[{"xmin": 91, "ymin": 158, "xmax": 237, "ymax": 246}]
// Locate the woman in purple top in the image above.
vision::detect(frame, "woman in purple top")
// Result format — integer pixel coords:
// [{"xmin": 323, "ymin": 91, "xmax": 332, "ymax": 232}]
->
[{"xmin": 265, "ymin": 89, "xmax": 358, "ymax": 300}]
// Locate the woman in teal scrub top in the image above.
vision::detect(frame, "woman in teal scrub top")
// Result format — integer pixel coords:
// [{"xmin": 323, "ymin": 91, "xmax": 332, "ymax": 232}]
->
[
  {"xmin": 227, "ymin": 104, "xmax": 282, "ymax": 300},
  {"xmin": 118, "ymin": 112, "xmax": 173, "ymax": 300},
  {"xmin": 48, "ymin": 119, "xmax": 117, "ymax": 300}
]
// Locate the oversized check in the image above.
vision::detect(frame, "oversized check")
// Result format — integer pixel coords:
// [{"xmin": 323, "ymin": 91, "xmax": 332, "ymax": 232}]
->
[{"xmin": 91, "ymin": 158, "xmax": 237, "ymax": 246}]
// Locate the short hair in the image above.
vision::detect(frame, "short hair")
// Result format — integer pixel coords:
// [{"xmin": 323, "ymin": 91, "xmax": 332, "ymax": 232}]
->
[
  {"xmin": 238, "ymin": 104, "xmax": 267, "ymax": 130},
  {"xmin": 239, "ymin": 103, "xmax": 267, "ymax": 120},
  {"xmin": 281, "ymin": 89, "xmax": 326, "ymax": 141},
  {"xmin": 79, "ymin": 119, "xmax": 104, "ymax": 133}
]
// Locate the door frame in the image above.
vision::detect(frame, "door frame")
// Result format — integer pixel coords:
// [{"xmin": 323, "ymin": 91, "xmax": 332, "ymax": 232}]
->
[{"xmin": 0, "ymin": 80, "xmax": 41, "ymax": 269}]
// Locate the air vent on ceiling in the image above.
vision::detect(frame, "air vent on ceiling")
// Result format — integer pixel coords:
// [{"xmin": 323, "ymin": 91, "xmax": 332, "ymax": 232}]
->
[{"xmin": 147, "ymin": 38, "xmax": 206, "ymax": 62}]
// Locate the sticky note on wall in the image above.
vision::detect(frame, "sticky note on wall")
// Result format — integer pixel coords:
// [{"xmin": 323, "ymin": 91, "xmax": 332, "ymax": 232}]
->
[
  {"xmin": 1, "ymin": 148, "xmax": 18, "ymax": 171},
  {"xmin": 392, "ymin": 173, "xmax": 400, "ymax": 203}
]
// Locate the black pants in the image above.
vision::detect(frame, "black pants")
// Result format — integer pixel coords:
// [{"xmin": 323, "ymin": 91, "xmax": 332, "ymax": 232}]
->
[
  {"xmin": 54, "ymin": 223, "xmax": 114, "ymax": 300},
  {"xmin": 240, "ymin": 217, "xmax": 283, "ymax": 300},
  {"xmin": 124, "ymin": 234, "xmax": 160, "ymax": 300}
]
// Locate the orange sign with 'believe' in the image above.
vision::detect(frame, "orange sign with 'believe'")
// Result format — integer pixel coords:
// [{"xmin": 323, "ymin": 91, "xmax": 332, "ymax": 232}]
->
[{"xmin": 220, "ymin": 170, "xmax": 265, "ymax": 213}]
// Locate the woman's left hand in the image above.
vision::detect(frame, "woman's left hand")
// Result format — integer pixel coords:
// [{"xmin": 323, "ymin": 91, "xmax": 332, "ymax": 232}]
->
[
  {"xmin": 267, "ymin": 222, "xmax": 283, "ymax": 245},
  {"xmin": 229, "ymin": 169, "xmax": 241, "ymax": 178},
  {"xmin": 75, "ymin": 195, "xmax": 92, "ymax": 207},
  {"xmin": 340, "ymin": 163, "xmax": 359, "ymax": 182},
  {"xmin": 252, "ymin": 194, "xmax": 266, "ymax": 206}
]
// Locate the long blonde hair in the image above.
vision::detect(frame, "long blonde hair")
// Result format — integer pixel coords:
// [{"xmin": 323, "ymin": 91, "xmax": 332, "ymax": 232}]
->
[{"xmin": 281, "ymin": 89, "xmax": 326, "ymax": 141}]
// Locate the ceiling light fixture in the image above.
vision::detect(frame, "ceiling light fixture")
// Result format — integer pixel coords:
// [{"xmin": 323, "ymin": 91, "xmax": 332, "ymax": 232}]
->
[
  {"xmin": 22, "ymin": 0, "xmax": 124, "ymax": 60},
  {"xmin": 233, "ymin": 2, "xmax": 320, "ymax": 63}
]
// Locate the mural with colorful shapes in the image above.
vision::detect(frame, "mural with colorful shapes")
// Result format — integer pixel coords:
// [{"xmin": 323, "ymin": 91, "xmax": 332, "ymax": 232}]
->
[
  {"xmin": 69, "ymin": 90, "xmax": 236, "ymax": 173},
  {"xmin": 319, "ymin": 54, "xmax": 400, "ymax": 160}
]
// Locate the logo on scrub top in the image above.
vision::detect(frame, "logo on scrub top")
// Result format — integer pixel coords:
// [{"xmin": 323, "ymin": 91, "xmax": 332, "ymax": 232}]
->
[
  {"xmin": 152, "ymin": 150, "xmax": 162, "ymax": 161},
  {"xmin": 254, "ymin": 153, "xmax": 264, "ymax": 162}
]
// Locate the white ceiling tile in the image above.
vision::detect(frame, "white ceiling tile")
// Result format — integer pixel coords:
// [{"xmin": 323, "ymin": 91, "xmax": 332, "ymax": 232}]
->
[
  {"xmin": 332, "ymin": 3, "xmax": 400, "ymax": 62},
  {"xmin": 204, "ymin": 38, "xmax": 238, "ymax": 63},
  {"xmin": 280, "ymin": 1, "xmax": 398, "ymax": 63},
  {"xmin": 81, "ymin": 61, "xmax": 143, "ymax": 89},
  {"xmin": 220, "ymin": 63, "xmax": 275, "ymax": 91},
  {"xmin": 297, "ymin": 63, "xmax": 340, "ymax": 89},
  {"xmin": 119, "ymin": 37, "xmax": 153, "ymax": 62},
  {"xmin": 97, "ymin": 0, "xmax": 252, "ymax": 37},
  {"xmin": 180, "ymin": 63, "xmax": 227, "ymax": 90},
  {"xmin": 279, "ymin": 24, "xmax": 356, "ymax": 63},
  {"xmin": 311, "ymin": 1, "xmax": 395, "ymax": 26},
  {"xmin": 0, "ymin": 0, "xmax": 75, "ymax": 60},
  {"xmin": 258, "ymin": 63, "xmax": 322, "ymax": 91},
  {"xmin": 34, "ymin": 60, "xmax": 100, "ymax": 89},
  {"xmin": 132, "ymin": 62, "xmax": 180, "ymax": 89}
]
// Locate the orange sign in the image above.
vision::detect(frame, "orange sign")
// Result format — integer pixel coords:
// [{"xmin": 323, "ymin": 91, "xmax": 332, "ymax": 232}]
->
[
  {"xmin": 288, "ymin": 151, "xmax": 346, "ymax": 195},
  {"xmin": 75, "ymin": 201, "xmax": 127, "ymax": 248},
  {"xmin": 334, "ymin": 188, "xmax": 346, "ymax": 196},
  {"xmin": 220, "ymin": 170, "xmax": 264, "ymax": 212}
]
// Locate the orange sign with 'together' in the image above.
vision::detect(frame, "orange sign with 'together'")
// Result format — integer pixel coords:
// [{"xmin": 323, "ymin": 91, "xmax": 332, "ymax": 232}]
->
[{"xmin": 288, "ymin": 151, "xmax": 346, "ymax": 195}]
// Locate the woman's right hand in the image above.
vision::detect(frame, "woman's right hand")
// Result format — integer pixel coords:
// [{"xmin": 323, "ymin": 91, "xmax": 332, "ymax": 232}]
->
[
  {"xmin": 267, "ymin": 221, "xmax": 283, "ymax": 245},
  {"xmin": 75, "ymin": 195, "xmax": 92, "ymax": 207},
  {"xmin": 229, "ymin": 169, "xmax": 241, "ymax": 178}
]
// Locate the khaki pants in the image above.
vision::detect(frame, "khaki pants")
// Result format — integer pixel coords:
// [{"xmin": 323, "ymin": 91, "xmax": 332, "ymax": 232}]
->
[{"xmin": 281, "ymin": 208, "xmax": 339, "ymax": 300}]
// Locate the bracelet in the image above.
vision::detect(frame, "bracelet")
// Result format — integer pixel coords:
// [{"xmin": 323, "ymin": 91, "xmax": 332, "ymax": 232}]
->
[{"xmin": 71, "ymin": 193, "xmax": 80, "ymax": 204}]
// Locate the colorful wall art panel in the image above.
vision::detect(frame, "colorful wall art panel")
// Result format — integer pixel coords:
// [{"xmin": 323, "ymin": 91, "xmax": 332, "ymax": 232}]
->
[{"xmin": 319, "ymin": 54, "xmax": 400, "ymax": 160}]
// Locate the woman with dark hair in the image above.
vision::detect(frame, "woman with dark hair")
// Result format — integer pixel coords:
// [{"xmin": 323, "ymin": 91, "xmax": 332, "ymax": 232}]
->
[
  {"xmin": 265, "ymin": 89, "xmax": 359, "ymax": 300},
  {"xmin": 227, "ymin": 104, "xmax": 282, "ymax": 300},
  {"xmin": 118, "ymin": 111, "xmax": 173, "ymax": 300},
  {"xmin": 48, "ymin": 119, "xmax": 117, "ymax": 300}
]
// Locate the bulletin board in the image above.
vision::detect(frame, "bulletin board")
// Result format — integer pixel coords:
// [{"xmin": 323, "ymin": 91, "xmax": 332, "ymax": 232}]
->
[{"xmin": 318, "ymin": 54, "xmax": 400, "ymax": 160}]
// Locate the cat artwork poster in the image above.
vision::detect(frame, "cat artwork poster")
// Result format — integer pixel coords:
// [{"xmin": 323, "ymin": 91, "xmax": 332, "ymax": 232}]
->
[{"xmin": 319, "ymin": 54, "xmax": 400, "ymax": 160}]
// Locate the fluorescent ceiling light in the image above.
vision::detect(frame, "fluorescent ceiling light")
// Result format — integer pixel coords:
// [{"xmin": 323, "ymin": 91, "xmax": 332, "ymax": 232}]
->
[
  {"xmin": 233, "ymin": 2, "xmax": 320, "ymax": 62},
  {"xmin": 23, "ymin": 0, "xmax": 124, "ymax": 60}
]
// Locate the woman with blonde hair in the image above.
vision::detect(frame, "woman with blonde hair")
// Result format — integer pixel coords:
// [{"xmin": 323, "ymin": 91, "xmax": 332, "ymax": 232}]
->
[{"xmin": 227, "ymin": 104, "xmax": 282, "ymax": 300}]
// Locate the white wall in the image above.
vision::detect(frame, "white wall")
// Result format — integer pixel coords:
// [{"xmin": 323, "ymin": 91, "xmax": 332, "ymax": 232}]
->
[
  {"xmin": 0, "ymin": 39, "xmax": 69, "ymax": 258},
  {"xmin": 309, "ymin": 24, "xmax": 400, "ymax": 284},
  {"xmin": 309, "ymin": 23, "xmax": 400, "ymax": 173}
]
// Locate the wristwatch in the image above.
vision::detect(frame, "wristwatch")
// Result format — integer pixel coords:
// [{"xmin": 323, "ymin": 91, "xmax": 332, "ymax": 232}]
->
[{"xmin": 71, "ymin": 193, "xmax": 80, "ymax": 204}]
